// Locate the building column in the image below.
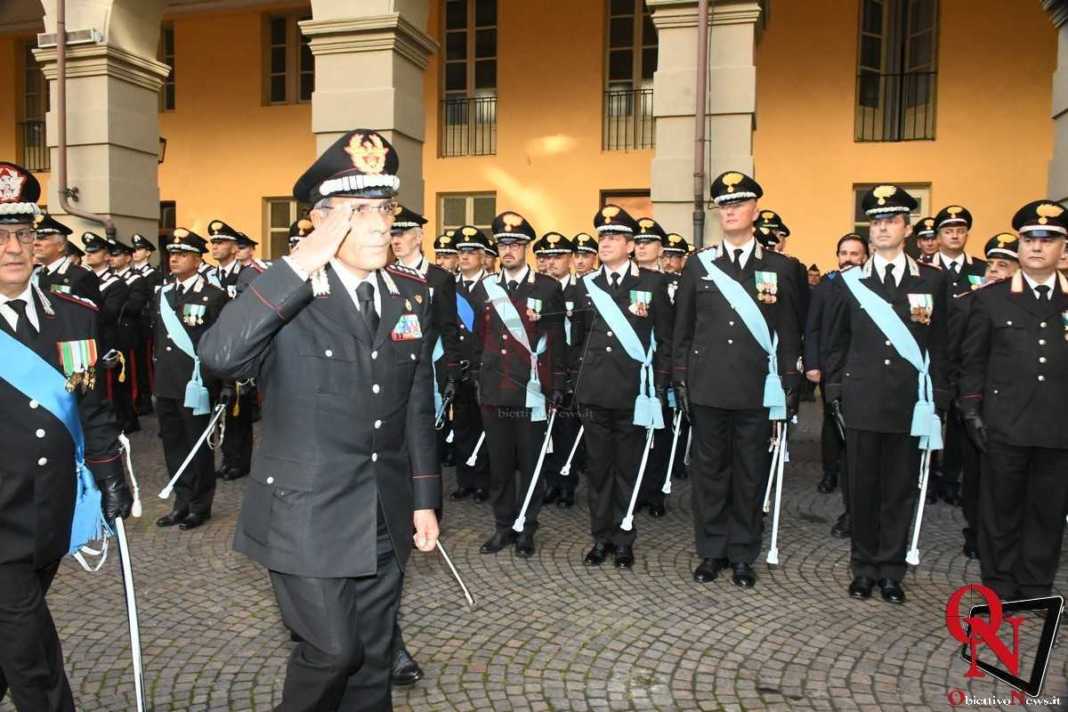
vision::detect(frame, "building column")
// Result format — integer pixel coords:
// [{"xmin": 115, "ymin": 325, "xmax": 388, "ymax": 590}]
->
[
  {"xmin": 35, "ymin": 0, "xmax": 168, "ymax": 244},
  {"xmin": 303, "ymin": 1, "xmax": 436, "ymax": 211},
  {"xmin": 648, "ymin": 0, "xmax": 762, "ymax": 246},
  {"xmin": 1044, "ymin": 0, "xmax": 1068, "ymax": 202}
]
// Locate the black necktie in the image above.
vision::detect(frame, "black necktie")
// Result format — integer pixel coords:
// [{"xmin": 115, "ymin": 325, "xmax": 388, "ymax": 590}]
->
[
  {"xmin": 1036, "ymin": 285, "xmax": 1051, "ymax": 301},
  {"xmin": 507, "ymin": 280, "xmax": 518, "ymax": 294},
  {"xmin": 7, "ymin": 298, "xmax": 35, "ymax": 344},
  {"xmin": 732, "ymin": 249, "xmax": 743, "ymax": 268},
  {"xmin": 883, "ymin": 263, "xmax": 896, "ymax": 290},
  {"xmin": 949, "ymin": 262, "xmax": 960, "ymax": 277},
  {"xmin": 463, "ymin": 280, "xmax": 473, "ymax": 292},
  {"xmin": 610, "ymin": 273, "xmax": 621, "ymax": 292},
  {"xmin": 356, "ymin": 282, "xmax": 379, "ymax": 336}
]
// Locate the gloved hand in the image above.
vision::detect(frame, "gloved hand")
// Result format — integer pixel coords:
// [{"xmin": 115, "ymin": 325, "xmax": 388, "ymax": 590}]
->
[
  {"xmin": 785, "ymin": 389, "xmax": 801, "ymax": 421},
  {"xmin": 549, "ymin": 389, "xmax": 565, "ymax": 410},
  {"xmin": 962, "ymin": 411, "xmax": 988, "ymax": 453},
  {"xmin": 98, "ymin": 473, "xmax": 133, "ymax": 521},
  {"xmin": 443, "ymin": 378, "xmax": 458, "ymax": 402},
  {"xmin": 673, "ymin": 381, "xmax": 691, "ymax": 421},
  {"xmin": 218, "ymin": 385, "xmax": 235, "ymax": 406},
  {"xmin": 830, "ymin": 398, "xmax": 846, "ymax": 441}
]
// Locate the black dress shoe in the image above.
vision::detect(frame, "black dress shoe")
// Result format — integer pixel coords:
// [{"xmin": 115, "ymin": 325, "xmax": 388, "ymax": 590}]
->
[
  {"xmin": 647, "ymin": 503, "xmax": 666, "ymax": 518},
  {"xmin": 817, "ymin": 472, "xmax": 838, "ymax": 494},
  {"xmin": 878, "ymin": 578, "xmax": 906, "ymax": 604},
  {"xmin": 848, "ymin": 576, "xmax": 874, "ymax": 599},
  {"xmin": 614, "ymin": 545, "xmax": 634, "ymax": 569},
  {"xmin": 479, "ymin": 530, "xmax": 516, "ymax": 554},
  {"xmin": 557, "ymin": 490, "xmax": 575, "ymax": 508},
  {"xmin": 542, "ymin": 487, "xmax": 561, "ymax": 505},
  {"xmin": 583, "ymin": 542, "xmax": 615, "ymax": 566},
  {"xmin": 391, "ymin": 646, "xmax": 423, "ymax": 687},
  {"xmin": 830, "ymin": 513, "xmax": 851, "ymax": 538},
  {"xmin": 731, "ymin": 562, "xmax": 756, "ymax": 588},
  {"xmin": 156, "ymin": 510, "xmax": 188, "ymax": 528},
  {"xmin": 693, "ymin": 558, "xmax": 727, "ymax": 583},
  {"xmin": 472, "ymin": 488, "xmax": 488, "ymax": 503},
  {"xmin": 179, "ymin": 512, "xmax": 211, "ymax": 531},
  {"xmin": 449, "ymin": 487, "xmax": 473, "ymax": 501},
  {"xmin": 515, "ymin": 533, "xmax": 535, "ymax": 558}
]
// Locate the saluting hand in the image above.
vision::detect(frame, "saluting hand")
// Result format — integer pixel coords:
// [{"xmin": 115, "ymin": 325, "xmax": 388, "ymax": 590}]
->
[
  {"xmin": 288, "ymin": 203, "xmax": 354, "ymax": 275},
  {"xmin": 413, "ymin": 508, "xmax": 439, "ymax": 552}
]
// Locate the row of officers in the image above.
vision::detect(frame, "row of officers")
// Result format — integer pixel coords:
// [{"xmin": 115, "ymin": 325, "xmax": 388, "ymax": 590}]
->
[{"xmin": 32, "ymin": 175, "xmax": 1067, "ymax": 609}]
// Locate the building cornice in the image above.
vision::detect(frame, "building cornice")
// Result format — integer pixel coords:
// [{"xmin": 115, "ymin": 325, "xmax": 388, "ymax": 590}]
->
[
  {"xmin": 34, "ymin": 43, "xmax": 171, "ymax": 92},
  {"xmin": 649, "ymin": 0, "xmax": 763, "ymax": 30},
  {"xmin": 300, "ymin": 14, "xmax": 438, "ymax": 69}
]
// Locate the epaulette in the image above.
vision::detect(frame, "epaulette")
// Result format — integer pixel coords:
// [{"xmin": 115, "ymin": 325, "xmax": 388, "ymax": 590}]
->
[
  {"xmin": 953, "ymin": 276, "xmax": 1004, "ymax": 298},
  {"xmin": 386, "ymin": 263, "xmax": 426, "ymax": 283},
  {"xmin": 52, "ymin": 291, "xmax": 99, "ymax": 311},
  {"xmin": 696, "ymin": 244, "xmax": 718, "ymax": 254},
  {"xmin": 840, "ymin": 264, "xmax": 858, "ymax": 273},
  {"xmin": 918, "ymin": 260, "xmax": 942, "ymax": 271}
]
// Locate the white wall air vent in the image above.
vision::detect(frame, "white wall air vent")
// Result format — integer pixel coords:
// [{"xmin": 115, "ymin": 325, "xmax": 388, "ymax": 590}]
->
[{"xmin": 36, "ymin": 29, "xmax": 103, "ymax": 49}]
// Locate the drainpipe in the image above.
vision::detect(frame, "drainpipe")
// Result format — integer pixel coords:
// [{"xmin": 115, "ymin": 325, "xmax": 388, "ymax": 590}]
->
[
  {"xmin": 692, "ymin": 0, "xmax": 710, "ymax": 249},
  {"xmin": 55, "ymin": 0, "xmax": 115, "ymax": 241}
]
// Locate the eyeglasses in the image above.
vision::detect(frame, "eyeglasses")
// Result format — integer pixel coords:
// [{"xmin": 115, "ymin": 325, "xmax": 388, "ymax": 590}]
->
[
  {"xmin": 0, "ymin": 228, "xmax": 36, "ymax": 246},
  {"xmin": 320, "ymin": 200, "xmax": 399, "ymax": 216}
]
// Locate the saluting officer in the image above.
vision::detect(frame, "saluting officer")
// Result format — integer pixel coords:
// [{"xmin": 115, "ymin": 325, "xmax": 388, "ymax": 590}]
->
[
  {"xmin": 824, "ymin": 184, "xmax": 949, "ymax": 605},
  {"xmin": 107, "ymin": 235, "xmax": 150, "ymax": 434},
  {"xmin": 472, "ymin": 211, "xmax": 566, "ymax": 558},
  {"xmin": 947, "ymin": 232, "xmax": 1020, "ymax": 561},
  {"xmin": 929, "ymin": 204, "xmax": 985, "ymax": 508},
  {"xmin": 534, "ymin": 232, "xmax": 582, "ymax": 510},
  {"xmin": 959, "ymin": 201, "xmax": 1068, "ymax": 601},
  {"xmin": 32, "ymin": 216, "xmax": 101, "ymax": 305},
  {"xmin": 673, "ymin": 172, "xmax": 803, "ymax": 590},
  {"xmin": 129, "ymin": 233, "xmax": 159, "ymax": 415},
  {"xmin": 152, "ymin": 228, "xmax": 228, "ymax": 531},
  {"xmin": 450, "ymin": 226, "xmax": 493, "ymax": 501},
  {"xmin": 199, "ymin": 129, "xmax": 441, "ymax": 711},
  {"xmin": 0, "ymin": 162, "xmax": 132, "ymax": 712},
  {"xmin": 568, "ymin": 206, "xmax": 673, "ymax": 568}
]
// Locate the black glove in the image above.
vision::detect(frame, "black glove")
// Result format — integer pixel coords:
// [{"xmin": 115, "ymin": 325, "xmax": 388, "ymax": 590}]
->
[
  {"xmin": 443, "ymin": 379, "xmax": 458, "ymax": 402},
  {"xmin": 785, "ymin": 389, "xmax": 801, "ymax": 421},
  {"xmin": 673, "ymin": 381, "xmax": 691, "ymax": 421},
  {"xmin": 549, "ymin": 389, "xmax": 565, "ymax": 410},
  {"xmin": 962, "ymin": 411, "xmax": 988, "ymax": 453},
  {"xmin": 98, "ymin": 472, "xmax": 133, "ymax": 521},
  {"xmin": 830, "ymin": 398, "xmax": 846, "ymax": 442},
  {"xmin": 218, "ymin": 385, "xmax": 235, "ymax": 406}
]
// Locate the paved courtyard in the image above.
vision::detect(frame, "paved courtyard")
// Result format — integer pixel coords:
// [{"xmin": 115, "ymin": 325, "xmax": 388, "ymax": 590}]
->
[{"xmin": 3, "ymin": 402, "xmax": 1066, "ymax": 711}]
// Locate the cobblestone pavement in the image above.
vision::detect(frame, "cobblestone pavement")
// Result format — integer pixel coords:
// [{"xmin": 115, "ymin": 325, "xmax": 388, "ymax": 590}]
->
[{"xmin": 3, "ymin": 402, "xmax": 1066, "ymax": 711}]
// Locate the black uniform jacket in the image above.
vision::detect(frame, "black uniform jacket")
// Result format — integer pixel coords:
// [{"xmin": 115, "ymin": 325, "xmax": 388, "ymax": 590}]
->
[
  {"xmin": 455, "ymin": 269, "xmax": 488, "ymax": 374},
  {"xmin": 413, "ymin": 258, "xmax": 462, "ymax": 386},
  {"xmin": 471, "ymin": 266, "xmax": 566, "ymax": 407},
  {"xmin": 568, "ymin": 262, "xmax": 673, "ymax": 409},
  {"xmin": 0, "ymin": 285, "xmax": 123, "ymax": 567},
  {"xmin": 94, "ymin": 268, "xmax": 129, "ymax": 355},
  {"xmin": 198, "ymin": 261, "xmax": 442, "ymax": 577},
  {"xmin": 938, "ymin": 253, "xmax": 988, "ymax": 297},
  {"xmin": 36, "ymin": 257, "xmax": 101, "ymax": 306},
  {"xmin": 824, "ymin": 256, "xmax": 950, "ymax": 433},
  {"xmin": 150, "ymin": 273, "xmax": 228, "ymax": 400},
  {"xmin": 672, "ymin": 242, "xmax": 803, "ymax": 409},
  {"xmin": 959, "ymin": 272, "xmax": 1068, "ymax": 449},
  {"xmin": 803, "ymin": 271, "xmax": 838, "ymax": 374},
  {"xmin": 115, "ymin": 267, "xmax": 151, "ymax": 354}
]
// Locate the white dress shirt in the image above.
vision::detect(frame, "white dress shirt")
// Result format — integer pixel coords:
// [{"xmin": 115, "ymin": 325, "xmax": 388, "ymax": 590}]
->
[
  {"xmin": 871, "ymin": 251, "xmax": 907, "ymax": 287},
  {"xmin": 0, "ymin": 282, "xmax": 39, "ymax": 332},
  {"xmin": 940, "ymin": 252, "xmax": 965, "ymax": 274},
  {"xmin": 722, "ymin": 237, "xmax": 757, "ymax": 270},
  {"xmin": 1022, "ymin": 271, "xmax": 1057, "ymax": 300},
  {"xmin": 330, "ymin": 258, "xmax": 381, "ymax": 316}
]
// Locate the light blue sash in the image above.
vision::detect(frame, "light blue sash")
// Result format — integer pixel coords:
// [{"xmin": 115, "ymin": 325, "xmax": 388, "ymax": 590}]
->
[
  {"xmin": 159, "ymin": 284, "xmax": 211, "ymax": 415},
  {"xmin": 841, "ymin": 267, "xmax": 942, "ymax": 451},
  {"xmin": 582, "ymin": 273, "xmax": 664, "ymax": 429},
  {"xmin": 696, "ymin": 251, "xmax": 787, "ymax": 420},
  {"xmin": 456, "ymin": 291, "xmax": 475, "ymax": 332},
  {"xmin": 483, "ymin": 277, "xmax": 548, "ymax": 421},
  {"xmin": 432, "ymin": 337, "xmax": 444, "ymax": 413},
  {"xmin": 0, "ymin": 328, "xmax": 108, "ymax": 554}
]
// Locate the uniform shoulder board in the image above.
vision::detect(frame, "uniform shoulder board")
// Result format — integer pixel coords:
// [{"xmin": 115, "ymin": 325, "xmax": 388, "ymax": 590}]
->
[
  {"xmin": 919, "ymin": 260, "xmax": 942, "ymax": 271},
  {"xmin": 839, "ymin": 264, "xmax": 858, "ymax": 274},
  {"xmin": 52, "ymin": 291, "xmax": 99, "ymax": 311},
  {"xmin": 386, "ymin": 263, "xmax": 427, "ymax": 283},
  {"xmin": 696, "ymin": 244, "xmax": 718, "ymax": 254}
]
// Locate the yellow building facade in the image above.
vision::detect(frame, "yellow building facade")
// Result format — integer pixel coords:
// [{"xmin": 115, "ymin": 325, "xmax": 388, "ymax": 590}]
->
[{"xmin": 0, "ymin": 0, "xmax": 1058, "ymax": 270}]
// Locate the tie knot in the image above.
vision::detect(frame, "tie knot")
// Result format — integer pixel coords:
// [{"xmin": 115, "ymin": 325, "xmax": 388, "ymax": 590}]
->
[
  {"xmin": 7, "ymin": 298, "xmax": 28, "ymax": 317},
  {"xmin": 508, "ymin": 280, "xmax": 519, "ymax": 292},
  {"xmin": 1036, "ymin": 284, "xmax": 1051, "ymax": 299},
  {"xmin": 356, "ymin": 281, "xmax": 375, "ymax": 302}
]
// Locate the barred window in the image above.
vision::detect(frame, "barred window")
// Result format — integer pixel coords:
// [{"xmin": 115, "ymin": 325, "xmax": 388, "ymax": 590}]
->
[{"xmin": 265, "ymin": 14, "xmax": 314, "ymax": 105}]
